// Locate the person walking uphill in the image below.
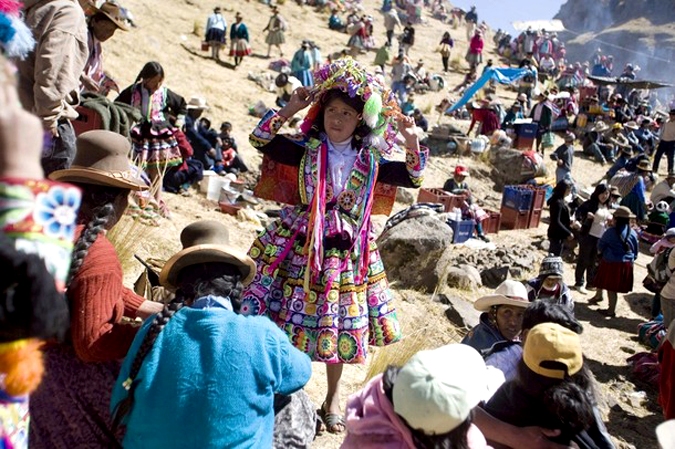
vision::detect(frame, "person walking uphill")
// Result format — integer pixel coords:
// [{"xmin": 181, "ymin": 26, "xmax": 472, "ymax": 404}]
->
[
  {"xmin": 204, "ymin": 6, "xmax": 227, "ymax": 61},
  {"xmin": 264, "ymin": 5, "xmax": 286, "ymax": 58},
  {"xmin": 241, "ymin": 59, "xmax": 428, "ymax": 434},
  {"xmin": 18, "ymin": 0, "xmax": 88, "ymax": 176},
  {"xmin": 229, "ymin": 12, "xmax": 251, "ymax": 68}
]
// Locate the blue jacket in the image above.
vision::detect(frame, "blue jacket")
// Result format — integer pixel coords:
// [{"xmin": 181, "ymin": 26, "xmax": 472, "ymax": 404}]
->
[
  {"xmin": 598, "ymin": 225, "xmax": 638, "ymax": 263},
  {"xmin": 461, "ymin": 312, "xmax": 505, "ymax": 352},
  {"xmin": 110, "ymin": 300, "xmax": 311, "ymax": 449}
]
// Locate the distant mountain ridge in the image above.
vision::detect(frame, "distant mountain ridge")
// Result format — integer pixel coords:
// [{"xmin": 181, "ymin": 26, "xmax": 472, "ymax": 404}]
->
[{"xmin": 554, "ymin": 0, "xmax": 675, "ymax": 81}]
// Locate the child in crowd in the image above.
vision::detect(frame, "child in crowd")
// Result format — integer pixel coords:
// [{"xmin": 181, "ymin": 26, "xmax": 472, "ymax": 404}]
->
[
  {"xmin": 443, "ymin": 165, "xmax": 490, "ymax": 242},
  {"xmin": 219, "ymin": 122, "xmax": 249, "ymax": 175},
  {"xmin": 241, "ymin": 59, "xmax": 426, "ymax": 434},
  {"xmin": 342, "ymin": 344, "xmax": 492, "ymax": 448},
  {"xmin": 525, "ymin": 255, "xmax": 574, "ymax": 309},
  {"xmin": 116, "ymin": 61, "xmax": 186, "ymax": 217}
]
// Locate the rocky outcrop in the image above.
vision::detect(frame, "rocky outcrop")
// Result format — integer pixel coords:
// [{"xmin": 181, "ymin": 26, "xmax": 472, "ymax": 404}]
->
[{"xmin": 377, "ymin": 215, "xmax": 454, "ymax": 292}]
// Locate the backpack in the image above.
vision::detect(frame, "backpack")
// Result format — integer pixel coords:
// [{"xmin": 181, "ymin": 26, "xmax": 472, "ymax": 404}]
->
[{"xmin": 648, "ymin": 247, "xmax": 673, "ymax": 284}]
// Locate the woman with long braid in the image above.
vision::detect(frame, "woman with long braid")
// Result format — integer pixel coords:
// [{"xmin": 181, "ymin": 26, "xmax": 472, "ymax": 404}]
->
[
  {"xmin": 29, "ymin": 130, "xmax": 164, "ymax": 448},
  {"xmin": 110, "ymin": 220, "xmax": 312, "ymax": 448}
]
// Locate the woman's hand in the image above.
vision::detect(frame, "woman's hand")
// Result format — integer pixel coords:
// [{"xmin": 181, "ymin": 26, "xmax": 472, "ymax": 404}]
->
[
  {"xmin": 396, "ymin": 114, "xmax": 420, "ymax": 152},
  {"xmin": 136, "ymin": 300, "xmax": 165, "ymax": 320},
  {"xmin": 278, "ymin": 87, "xmax": 314, "ymax": 119},
  {"xmin": 0, "ymin": 60, "xmax": 44, "ymax": 179}
]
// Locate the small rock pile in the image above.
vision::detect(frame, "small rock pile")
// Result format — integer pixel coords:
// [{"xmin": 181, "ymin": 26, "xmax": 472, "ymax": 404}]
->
[{"xmin": 448, "ymin": 246, "xmax": 539, "ymax": 289}]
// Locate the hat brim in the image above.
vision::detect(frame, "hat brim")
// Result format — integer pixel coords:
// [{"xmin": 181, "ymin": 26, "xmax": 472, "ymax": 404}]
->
[
  {"xmin": 474, "ymin": 294, "xmax": 530, "ymax": 312},
  {"xmin": 187, "ymin": 105, "xmax": 210, "ymax": 110},
  {"xmin": 99, "ymin": 10, "xmax": 130, "ymax": 31},
  {"xmin": 49, "ymin": 167, "xmax": 148, "ymax": 191},
  {"xmin": 159, "ymin": 244, "xmax": 257, "ymax": 290}
]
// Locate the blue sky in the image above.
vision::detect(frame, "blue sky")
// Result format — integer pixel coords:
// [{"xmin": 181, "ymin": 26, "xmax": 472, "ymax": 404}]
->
[{"xmin": 449, "ymin": 0, "xmax": 567, "ymax": 33}]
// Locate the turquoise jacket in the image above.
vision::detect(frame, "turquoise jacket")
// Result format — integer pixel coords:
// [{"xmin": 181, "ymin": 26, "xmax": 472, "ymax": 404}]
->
[{"xmin": 110, "ymin": 297, "xmax": 311, "ymax": 448}]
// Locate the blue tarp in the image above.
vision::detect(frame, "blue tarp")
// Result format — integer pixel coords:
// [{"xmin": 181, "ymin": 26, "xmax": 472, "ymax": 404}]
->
[{"xmin": 446, "ymin": 67, "xmax": 530, "ymax": 113}]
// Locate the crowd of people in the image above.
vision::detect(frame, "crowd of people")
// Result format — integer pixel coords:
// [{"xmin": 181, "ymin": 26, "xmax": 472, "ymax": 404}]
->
[{"xmin": 3, "ymin": 0, "xmax": 675, "ymax": 448}]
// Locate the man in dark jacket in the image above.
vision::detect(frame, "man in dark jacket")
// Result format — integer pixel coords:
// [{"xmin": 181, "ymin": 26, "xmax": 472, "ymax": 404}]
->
[{"xmin": 183, "ymin": 96, "xmax": 223, "ymax": 173}]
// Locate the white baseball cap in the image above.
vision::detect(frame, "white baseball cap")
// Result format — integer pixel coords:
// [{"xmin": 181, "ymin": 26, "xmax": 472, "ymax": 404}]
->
[{"xmin": 393, "ymin": 344, "xmax": 488, "ymax": 435}]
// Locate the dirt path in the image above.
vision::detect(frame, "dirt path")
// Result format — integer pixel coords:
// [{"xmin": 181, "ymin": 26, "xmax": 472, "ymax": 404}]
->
[{"xmin": 102, "ymin": 1, "xmax": 662, "ymax": 447}]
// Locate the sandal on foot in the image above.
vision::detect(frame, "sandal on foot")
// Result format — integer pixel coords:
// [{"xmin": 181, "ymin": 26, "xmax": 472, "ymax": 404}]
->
[
  {"xmin": 588, "ymin": 296, "xmax": 603, "ymax": 305},
  {"xmin": 319, "ymin": 403, "xmax": 345, "ymax": 434}
]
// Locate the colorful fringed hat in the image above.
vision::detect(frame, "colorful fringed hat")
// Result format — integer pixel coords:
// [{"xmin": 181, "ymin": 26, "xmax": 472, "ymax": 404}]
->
[
  {"xmin": 300, "ymin": 58, "xmax": 401, "ymax": 157},
  {"xmin": 0, "ymin": 0, "xmax": 35, "ymax": 59}
]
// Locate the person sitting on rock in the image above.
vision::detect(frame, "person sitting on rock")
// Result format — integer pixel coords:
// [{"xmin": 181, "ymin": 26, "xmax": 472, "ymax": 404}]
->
[
  {"xmin": 461, "ymin": 280, "xmax": 530, "ymax": 353},
  {"xmin": 443, "ymin": 165, "xmax": 490, "ymax": 242},
  {"xmin": 525, "ymin": 255, "xmax": 574, "ymax": 310}
]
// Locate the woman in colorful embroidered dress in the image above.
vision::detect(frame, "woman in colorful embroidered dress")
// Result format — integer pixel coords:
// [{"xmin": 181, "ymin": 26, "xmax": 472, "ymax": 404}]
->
[
  {"xmin": 116, "ymin": 61, "xmax": 187, "ymax": 216},
  {"xmin": 242, "ymin": 59, "xmax": 427, "ymax": 433}
]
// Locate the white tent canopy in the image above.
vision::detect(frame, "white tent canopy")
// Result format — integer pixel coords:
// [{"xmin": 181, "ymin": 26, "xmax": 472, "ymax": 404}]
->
[{"xmin": 512, "ymin": 20, "xmax": 565, "ymax": 32}]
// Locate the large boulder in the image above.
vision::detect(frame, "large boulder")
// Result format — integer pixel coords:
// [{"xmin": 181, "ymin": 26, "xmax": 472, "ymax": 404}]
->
[{"xmin": 377, "ymin": 215, "xmax": 454, "ymax": 292}]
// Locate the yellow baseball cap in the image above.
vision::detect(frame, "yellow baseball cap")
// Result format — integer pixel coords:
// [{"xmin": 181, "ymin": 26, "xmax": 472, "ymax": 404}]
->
[{"xmin": 523, "ymin": 322, "xmax": 583, "ymax": 380}]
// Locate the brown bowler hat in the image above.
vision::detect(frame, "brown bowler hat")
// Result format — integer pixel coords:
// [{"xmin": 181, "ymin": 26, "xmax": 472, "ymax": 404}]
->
[
  {"xmin": 49, "ymin": 130, "xmax": 147, "ymax": 191},
  {"xmin": 159, "ymin": 220, "xmax": 257, "ymax": 290},
  {"xmin": 97, "ymin": 2, "xmax": 130, "ymax": 31}
]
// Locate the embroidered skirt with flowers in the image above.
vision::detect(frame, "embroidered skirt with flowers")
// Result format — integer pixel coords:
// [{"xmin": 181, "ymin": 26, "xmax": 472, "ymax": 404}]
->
[
  {"xmin": 241, "ymin": 207, "xmax": 401, "ymax": 365},
  {"xmin": 130, "ymin": 121, "xmax": 183, "ymax": 170}
]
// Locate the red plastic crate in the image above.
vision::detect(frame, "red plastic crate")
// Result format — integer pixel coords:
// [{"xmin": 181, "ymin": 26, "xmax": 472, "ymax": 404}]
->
[
  {"xmin": 523, "ymin": 185, "xmax": 546, "ymax": 210},
  {"xmin": 71, "ymin": 105, "xmax": 103, "ymax": 136},
  {"xmin": 528, "ymin": 208, "xmax": 542, "ymax": 229},
  {"xmin": 515, "ymin": 136, "xmax": 535, "ymax": 151},
  {"xmin": 482, "ymin": 210, "xmax": 501, "ymax": 234},
  {"xmin": 500, "ymin": 206, "xmax": 529, "ymax": 230},
  {"xmin": 417, "ymin": 187, "xmax": 467, "ymax": 212}
]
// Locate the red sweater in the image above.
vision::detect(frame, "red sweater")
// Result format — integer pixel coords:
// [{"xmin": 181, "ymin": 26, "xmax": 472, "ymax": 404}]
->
[{"xmin": 68, "ymin": 225, "xmax": 145, "ymax": 363}]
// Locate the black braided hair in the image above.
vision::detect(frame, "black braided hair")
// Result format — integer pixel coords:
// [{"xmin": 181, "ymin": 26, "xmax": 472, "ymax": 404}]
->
[
  {"xmin": 111, "ymin": 262, "xmax": 243, "ymax": 431},
  {"xmin": 66, "ymin": 185, "xmax": 128, "ymax": 289}
]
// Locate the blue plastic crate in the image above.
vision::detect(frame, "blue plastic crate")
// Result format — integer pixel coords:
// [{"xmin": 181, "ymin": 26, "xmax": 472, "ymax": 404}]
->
[
  {"xmin": 502, "ymin": 186, "xmax": 533, "ymax": 211},
  {"xmin": 515, "ymin": 123, "xmax": 539, "ymax": 138},
  {"xmin": 447, "ymin": 218, "xmax": 475, "ymax": 243}
]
